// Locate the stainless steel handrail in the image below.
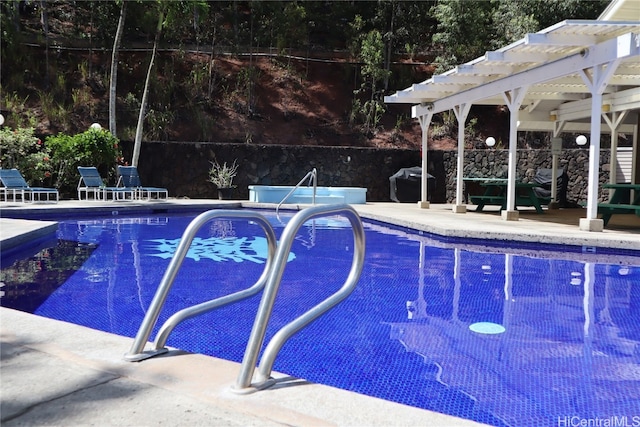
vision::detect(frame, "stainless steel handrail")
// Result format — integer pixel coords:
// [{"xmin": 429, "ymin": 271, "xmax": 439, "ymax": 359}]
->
[
  {"xmin": 124, "ymin": 210, "xmax": 278, "ymax": 362},
  {"xmin": 233, "ymin": 204, "xmax": 365, "ymax": 393},
  {"xmin": 275, "ymin": 168, "xmax": 317, "ymax": 218}
]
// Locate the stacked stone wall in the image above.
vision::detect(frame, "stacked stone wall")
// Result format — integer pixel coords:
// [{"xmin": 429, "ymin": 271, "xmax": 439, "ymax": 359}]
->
[
  {"xmin": 122, "ymin": 141, "xmax": 613, "ymax": 203},
  {"xmin": 443, "ymin": 149, "xmax": 613, "ymax": 204}
]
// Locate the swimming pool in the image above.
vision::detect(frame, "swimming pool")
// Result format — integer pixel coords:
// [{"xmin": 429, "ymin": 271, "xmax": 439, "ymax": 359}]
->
[{"xmin": 1, "ymin": 209, "xmax": 639, "ymax": 427}]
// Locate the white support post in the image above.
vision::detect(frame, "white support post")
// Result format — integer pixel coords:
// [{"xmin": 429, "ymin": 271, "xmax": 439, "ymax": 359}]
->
[
  {"xmin": 551, "ymin": 154, "xmax": 559, "ymax": 205},
  {"xmin": 633, "ymin": 113, "xmax": 639, "ymax": 203},
  {"xmin": 582, "ymin": 90, "xmax": 604, "ymax": 230},
  {"xmin": 634, "ymin": 112, "xmax": 639, "ymax": 183},
  {"xmin": 501, "ymin": 87, "xmax": 528, "ymax": 221},
  {"xmin": 609, "ymin": 124, "xmax": 619, "ymax": 194},
  {"xmin": 417, "ymin": 113, "xmax": 433, "ymax": 208},
  {"xmin": 578, "ymin": 62, "xmax": 620, "ymax": 232},
  {"xmin": 602, "ymin": 110, "xmax": 629, "ymax": 198},
  {"xmin": 452, "ymin": 104, "xmax": 471, "ymax": 213},
  {"xmin": 549, "ymin": 122, "xmax": 566, "ymax": 210}
]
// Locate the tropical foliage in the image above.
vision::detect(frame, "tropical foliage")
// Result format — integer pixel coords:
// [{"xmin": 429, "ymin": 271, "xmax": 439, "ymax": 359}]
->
[
  {"xmin": 45, "ymin": 128, "xmax": 123, "ymax": 195},
  {"xmin": 0, "ymin": 127, "xmax": 53, "ymax": 185},
  {"xmin": 0, "ymin": 0, "xmax": 608, "ymax": 156}
]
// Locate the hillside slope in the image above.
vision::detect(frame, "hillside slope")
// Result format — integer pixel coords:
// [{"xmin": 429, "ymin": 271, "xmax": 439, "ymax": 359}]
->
[{"xmin": 4, "ymin": 45, "xmax": 467, "ymax": 150}]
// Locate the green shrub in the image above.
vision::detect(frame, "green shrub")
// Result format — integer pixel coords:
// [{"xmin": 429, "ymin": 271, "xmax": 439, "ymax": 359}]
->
[
  {"xmin": 0, "ymin": 127, "xmax": 54, "ymax": 186},
  {"xmin": 46, "ymin": 128, "xmax": 124, "ymax": 196}
]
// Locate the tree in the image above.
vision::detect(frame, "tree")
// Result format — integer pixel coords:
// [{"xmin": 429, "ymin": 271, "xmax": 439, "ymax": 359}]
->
[
  {"xmin": 431, "ymin": 0, "xmax": 610, "ymax": 73},
  {"xmin": 353, "ymin": 29, "xmax": 391, "ymax": 137},
  {"xmin": 510, "ymin": 0, "xmax": 608, "ymax": 30},
  {"xmin": 0, "ymin": 1, "xmax": 21, "ymax": 54},
  {"xmin": 131, "ymin": 1, "xmax": 165, "ymax": 167},
  {"xmin": 130, "ymin": 0, "xmax": 207, "ymax": 166},
  {"xmin": 274, "ymin": 2, "xmax": 307, "ymax": 55},
  {"xmin": 364, "ymin": 1, "xmax": 437, "ymax": 91},
  {"xmin": 39, "ymin": 0, "xmax": 50, "ymax": 89},
  {"xmin": 379, "ymin": 0, "xmax": 396, "ymax": 92},
  {"xmin": 431, "ymin": 0, "xmax": 497, "ymax": 72},
  {"xmin": 492, "ymin": 0, "xmax": 608, "ymax": 48},
  {"xmin": 109, "ymin": 0, "xmax": 127, "ymax": 137}
]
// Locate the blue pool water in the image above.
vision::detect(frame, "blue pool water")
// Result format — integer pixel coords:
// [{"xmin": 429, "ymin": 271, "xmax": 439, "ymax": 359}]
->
[{"xmin": 2, "ymin": 209, "xmax": 640, "ymax": 427}]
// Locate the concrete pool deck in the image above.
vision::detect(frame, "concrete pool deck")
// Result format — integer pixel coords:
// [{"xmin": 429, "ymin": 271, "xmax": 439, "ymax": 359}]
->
[{"xmin": 1, "ymin": 199, "xmax": 639, "ymax": 427}]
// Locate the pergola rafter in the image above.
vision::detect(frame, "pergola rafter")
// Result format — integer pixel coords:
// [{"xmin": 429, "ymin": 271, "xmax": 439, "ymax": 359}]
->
[{"xmin": 385, "ymin": 6, "xmax": 640, "ymax": 232}]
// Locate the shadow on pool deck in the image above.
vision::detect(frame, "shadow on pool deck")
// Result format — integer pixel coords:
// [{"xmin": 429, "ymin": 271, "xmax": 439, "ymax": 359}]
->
[
  {"xmin": 4, "ymin": 308, "xmax": 484, "ymax": 427},
  {"xmin": 1, "ymin": 199, "xmax": 639, "ymax": 427}
]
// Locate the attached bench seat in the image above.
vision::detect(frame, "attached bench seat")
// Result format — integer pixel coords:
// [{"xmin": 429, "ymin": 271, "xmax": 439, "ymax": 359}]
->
[
  {"xmin": 598, "ymin": 203, "xmax": 640, "ymax": 226},
  {"xmin": 470, "ymin": 195, "xmax": 543, "ymax": 211},
  {"xmin": 598, "ymin": 203, "xmax": 640, "ymax": 211},
  {"xmin": 598, "ymin": 183, "xmax": 640, "ymax": 226},
  {"xmin": 470, "ymin": 195, "xmax": 505, "ymax": 211}
]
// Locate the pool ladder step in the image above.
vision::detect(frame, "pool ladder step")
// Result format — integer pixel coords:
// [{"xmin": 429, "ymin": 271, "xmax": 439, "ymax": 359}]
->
[{"xmin": 124, "ymin": 204, "xmax": 365, "ymax": 394}]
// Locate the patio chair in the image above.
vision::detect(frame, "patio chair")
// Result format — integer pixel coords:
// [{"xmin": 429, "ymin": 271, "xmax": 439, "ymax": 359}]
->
[
  {"xmin": 77, "ymin": 166, "xmax": 134, "ymax": 201},
  {"xmin": 0, "ymin": 168, "xmax": 59, "ymax": 203},
  {"xmin": 117, "ymin": 165, "xmax": 168, "ymax": 200}
]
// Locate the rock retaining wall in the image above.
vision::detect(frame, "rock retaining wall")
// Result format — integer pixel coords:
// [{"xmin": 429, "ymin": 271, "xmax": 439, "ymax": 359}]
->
[
  {"xmin": 443, "ymin": 148, "xmax": 614, "ymax": 205},
  {"xmin": 122, "ymin": 141, "xmax": 615, "ymax": 204}
]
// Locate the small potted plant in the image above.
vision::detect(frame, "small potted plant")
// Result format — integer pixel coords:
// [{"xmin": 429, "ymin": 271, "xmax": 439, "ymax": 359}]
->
[{"xmin": 208, "ymin": 159, "xmax": 239, "ymax": 200}]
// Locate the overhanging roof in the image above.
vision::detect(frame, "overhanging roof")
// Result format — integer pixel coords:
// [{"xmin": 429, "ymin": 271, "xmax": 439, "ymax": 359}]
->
[
  {"xmin": 599, "ymin": 0, "xmax": 640, "ymax": 21},
  {"xmin": 385, "ymin": 19, "xmax": 640, "ymax": 133}
]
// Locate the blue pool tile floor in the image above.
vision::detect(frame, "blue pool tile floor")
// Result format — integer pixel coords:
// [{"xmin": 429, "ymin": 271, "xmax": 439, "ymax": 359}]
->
[{"xmin": 1, "ymin": 199, "xmax": 639, "ymax": 427}]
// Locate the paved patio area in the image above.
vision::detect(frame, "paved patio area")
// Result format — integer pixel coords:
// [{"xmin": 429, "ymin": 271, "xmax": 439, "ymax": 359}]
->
[
  {"xmin": 5, "ymin": 199, "xmax": 637, "ymax": 251},
  {"xmin": 1, "ymin": 199, "xmax": 639, "ymax": 427}
]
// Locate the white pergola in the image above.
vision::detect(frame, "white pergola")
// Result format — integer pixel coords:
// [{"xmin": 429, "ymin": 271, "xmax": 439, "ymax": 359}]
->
[{"xmin": 385, "ymin": 1, "xmax": 640, "ymax": 232}]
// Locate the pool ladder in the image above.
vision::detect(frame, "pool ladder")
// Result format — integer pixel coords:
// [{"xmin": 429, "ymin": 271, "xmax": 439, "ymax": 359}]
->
[
  {"xmin": 124, "ymin": 204, "xmax": 365, "ymax": 393},
  {"xmin": 275, "ymin": 168, "xmax": 317, "ymax": 218}
]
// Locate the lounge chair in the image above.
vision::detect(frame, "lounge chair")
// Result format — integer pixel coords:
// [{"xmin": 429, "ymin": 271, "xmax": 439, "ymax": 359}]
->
[
  {"xmin": 117, "ymin": 165, "xmax": 168, "ymax": 200},
  {"xmin": 0, "ymin": 168, "xmax": 59, "ymax": 203},
  {"xmin": 77, "ymin": 166, "xmax": 134, "ymax": 201}
]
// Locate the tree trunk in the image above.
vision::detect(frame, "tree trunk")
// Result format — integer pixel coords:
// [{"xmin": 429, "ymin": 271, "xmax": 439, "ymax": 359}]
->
[
  {"xmin": 383, "ymin": 2, "xmax": 395, "ymax": 92},
  {"xmin": 132, "ymin": 9, "xmax": 164, "ymax": 167},
  {"xmin": 39, "ymin": 0, "xmax": 50, "ymax": 89},
  {"xmin": 109, "ymin": 0, "xmax": 127, "ymax": 137},
  {"xmin": 208, "ymin": 14, "xmax": 217, "ymax": 98}
]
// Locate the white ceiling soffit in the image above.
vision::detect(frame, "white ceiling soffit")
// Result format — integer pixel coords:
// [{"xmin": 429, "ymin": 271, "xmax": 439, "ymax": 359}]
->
[{"xmin": 384, "ymin": 20, "xmax": 640, "ymax": 132}]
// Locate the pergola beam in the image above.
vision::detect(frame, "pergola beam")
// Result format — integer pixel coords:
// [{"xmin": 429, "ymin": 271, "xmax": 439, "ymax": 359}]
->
[
  {"xmin": 385, "ymin": 18, "xmax": 640, "ymax": 233},
  {"xmin": 552, "ymin": 87, "xmax": 640, "ymax": 121},
  {"xmin": 401, "ymin": 32, "xmax": 639, "ymax": 116},
  {"xmin": 484, "ymin": 50, "xmax": 565, "ymax": 63},
  {"xmin": 525, "ymin": 32, "xmax": 599, "ymax": 46}
]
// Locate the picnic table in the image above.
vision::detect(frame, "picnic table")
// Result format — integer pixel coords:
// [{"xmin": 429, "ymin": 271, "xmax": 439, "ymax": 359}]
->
[
  {"xmin": 598, "ymin": 183, "xmax": 640, "ymax": 226},
  {"xmin": 468, "ymin": 179, "xmax": 545, "ymax": 214},
  {"xmin": 461, "ymin": 177, "xmax": 506, "ymax": 204}
]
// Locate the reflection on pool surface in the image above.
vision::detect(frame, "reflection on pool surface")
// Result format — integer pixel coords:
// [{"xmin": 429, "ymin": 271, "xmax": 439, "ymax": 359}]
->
[{"xmin": 1, "ymin": 210, "xmax": 639, "ymax": 427}]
